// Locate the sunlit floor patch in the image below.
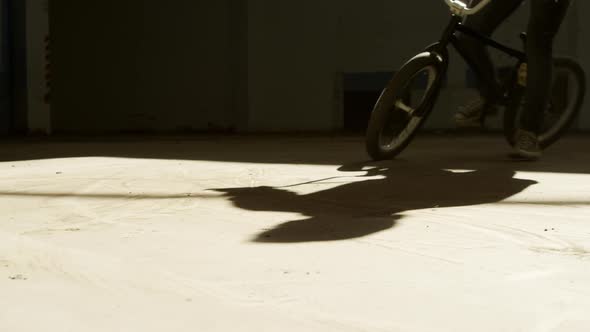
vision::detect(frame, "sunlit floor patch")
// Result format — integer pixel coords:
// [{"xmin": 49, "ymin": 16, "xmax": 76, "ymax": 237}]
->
[{"xmin": 1, "ymin": 136, "xmax": 590, "ymax": 332}]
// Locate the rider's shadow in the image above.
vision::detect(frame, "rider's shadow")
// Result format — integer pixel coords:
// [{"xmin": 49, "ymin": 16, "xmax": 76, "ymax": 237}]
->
[{"xmin": 212, "ymin": 162, "xmax": 537, "ymax": 243}]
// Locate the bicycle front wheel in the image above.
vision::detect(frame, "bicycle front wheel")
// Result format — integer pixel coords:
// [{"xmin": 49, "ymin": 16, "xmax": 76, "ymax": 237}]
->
[
  {"xmin": 365, "ymin": 52, "xmax": 444, "ymax": 161},
  {"xmin": 503, "ymin": 57, "xmax": 586, "ymax": 149}
]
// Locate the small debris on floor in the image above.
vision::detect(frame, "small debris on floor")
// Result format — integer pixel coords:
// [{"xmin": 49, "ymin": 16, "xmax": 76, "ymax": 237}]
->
[{"xmin": 9, "ymin": 274, "xmax": 27, "ymax": 281}]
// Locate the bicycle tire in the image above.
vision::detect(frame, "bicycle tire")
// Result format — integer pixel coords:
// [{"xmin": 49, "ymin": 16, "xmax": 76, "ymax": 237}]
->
[
  {"xmin": 365, "ymin": 52, "xmax": 445, "ymax": 161},
  {"xmin": 503, "ymin": 57, "xmax": 586, "ymax": 149}
]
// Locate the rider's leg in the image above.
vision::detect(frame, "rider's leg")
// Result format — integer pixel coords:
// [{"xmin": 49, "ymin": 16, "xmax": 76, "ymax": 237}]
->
[
  {"xmin": 452, "ymin": 0, "xmax": 524, "ymax": 127},
  {"xmin": 454, "ymin": 0, "xmax": 524, "ymax": 105},
  {"xmin": 520, "ymin": 0, "xmax": 571, "ymax": 134},
  {"xmin": 514, "ymin": 0, "xmax": 570, "ymax": 159}
]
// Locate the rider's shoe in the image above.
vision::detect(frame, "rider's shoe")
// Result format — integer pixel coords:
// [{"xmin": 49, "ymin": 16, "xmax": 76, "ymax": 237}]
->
[
  {"xmin": 454, "ymin": 98, "xmax": 498, "ymax": 128},
  {"xmin": 512, "ymin": 129, "xmax": 542, "ymax": 160}
]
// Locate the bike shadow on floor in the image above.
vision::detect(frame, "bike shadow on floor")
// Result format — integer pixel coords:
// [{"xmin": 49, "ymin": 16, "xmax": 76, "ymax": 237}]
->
[{"xmin": 211, "ymin": 160, "xmax": 538, "ymax": 243}]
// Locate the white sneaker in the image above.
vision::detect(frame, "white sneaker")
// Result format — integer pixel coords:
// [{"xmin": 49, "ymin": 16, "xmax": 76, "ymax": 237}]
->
[
  {"xmin": 454, "ymin": 98, "xmax": 497, "ymax": 128},
  {"xmin": 513, "ymin": 129, "xmax": 542, "ymax": 160}
]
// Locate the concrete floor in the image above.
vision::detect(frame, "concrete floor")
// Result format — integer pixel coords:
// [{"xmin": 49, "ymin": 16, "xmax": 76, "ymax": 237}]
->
[{"xmin": 1, "ymin": 134, "xmax": 590, "ymax": 332}]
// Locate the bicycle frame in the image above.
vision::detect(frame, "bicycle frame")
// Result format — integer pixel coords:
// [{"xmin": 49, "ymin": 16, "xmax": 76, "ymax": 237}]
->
[
  {"xmin": 365, "ymin": 1, "xmax": 585, "ymax": 160},
  {"xmin": 428, "ymin": 15, "xmax": 527, "ymax": 105},
  {"xmin": 459, "ymin": 25, "xmax": 524, "ymax": 61}
]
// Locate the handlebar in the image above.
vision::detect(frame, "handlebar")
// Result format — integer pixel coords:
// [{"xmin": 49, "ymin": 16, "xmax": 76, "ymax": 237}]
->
[{"xmin": 444, "ymin": 0, "xmax": 492, "ymax": 16}]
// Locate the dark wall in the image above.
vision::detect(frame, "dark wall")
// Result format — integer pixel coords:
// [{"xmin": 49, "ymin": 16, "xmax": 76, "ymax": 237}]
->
[
  {"xmin": 246, "ymin": 0, "xmax": 583, "ymax": 131},
  {"xmin": 49, "ymin": 1, "xmax": 587, "ymax": 133},
  {"xmin": 246, "ymin": 0, "xmax": 450, "ymax": 131},
  {"xmin": 50, "ymin": 1, "xmax": 237, "ymax": 133},
  {"xmin": 0, "ymin": 0, "xmax": 10, "ymax": 134},
  {"xmin": 1, "ymin": 0, "xmax": 27, "ymax": 135}
]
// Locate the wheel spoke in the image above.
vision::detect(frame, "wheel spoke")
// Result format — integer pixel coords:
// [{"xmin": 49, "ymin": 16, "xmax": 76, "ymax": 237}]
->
[
  {"xmin": 504, "ymin": 59, "xmax": 584, "ymax": 148},
  {"xmin": 366, "ymin": 60, "xmax": 439, "ymax": 160},
  {"xmin": 395, "ymin": 100, "xmax": 415, "ymax": 115}
]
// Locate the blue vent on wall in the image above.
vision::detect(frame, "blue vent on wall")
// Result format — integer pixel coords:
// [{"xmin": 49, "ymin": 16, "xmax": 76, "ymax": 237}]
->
[
  {"xmin": 341, "ymin": 71, "xmax": 448, "ymax": 131},
  {"xmin": 343, "ymin": 72, "xmax": 395, "ymax": 92}
]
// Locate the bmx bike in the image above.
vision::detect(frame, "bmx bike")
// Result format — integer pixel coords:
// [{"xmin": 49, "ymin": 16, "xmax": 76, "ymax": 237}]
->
[{"xmin": 365, "ymin": 0, "xmax": 586, "ymax": 160}]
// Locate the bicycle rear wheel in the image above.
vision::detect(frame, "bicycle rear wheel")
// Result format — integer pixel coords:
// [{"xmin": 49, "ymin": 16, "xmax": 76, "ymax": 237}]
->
[
  {"xmin": 503, "ymin": 57, "xmax": 586, "ymax": 149},
  {"xmin": 365, "ymin": 52, "xmax": 444, "ymax": 160}
]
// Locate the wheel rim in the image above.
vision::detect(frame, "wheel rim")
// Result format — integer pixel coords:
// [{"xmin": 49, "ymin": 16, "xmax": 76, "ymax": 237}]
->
[
  {"xmin": 512, "ymin": 64, "xmax": 582, "ymax": 143},
  {"xmin": 378, "ymin": 65, "xmax": 437, "ymax": 151},
  {"xmin": 539, "ymin": 66, "xmax": 582, "ymax": 142}
]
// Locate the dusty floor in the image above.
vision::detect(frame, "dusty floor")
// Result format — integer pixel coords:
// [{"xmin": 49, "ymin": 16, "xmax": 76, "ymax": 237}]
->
[{"xmin": 1, "ymin": 134, "xmax": 590, "ymax": 332}]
